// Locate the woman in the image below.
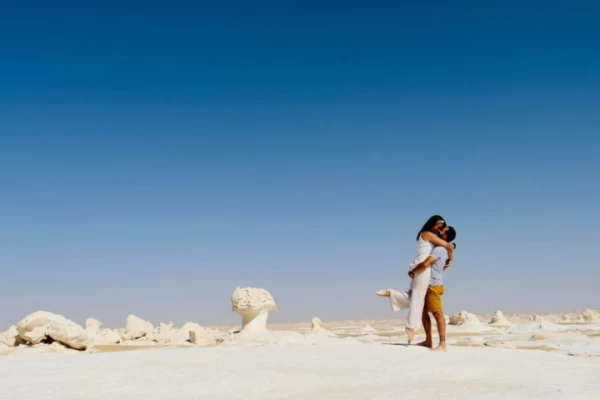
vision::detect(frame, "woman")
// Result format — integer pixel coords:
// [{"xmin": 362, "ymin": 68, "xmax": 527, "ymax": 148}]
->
[{"xmin": 377, "ymin": 215, "xmax": 454, "ymax": 344}]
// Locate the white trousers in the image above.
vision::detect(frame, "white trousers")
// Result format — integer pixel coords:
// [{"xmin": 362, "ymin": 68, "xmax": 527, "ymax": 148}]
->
[{"xmin": 386, "ymin": 268, "xmax": 431, "ymax": 329}]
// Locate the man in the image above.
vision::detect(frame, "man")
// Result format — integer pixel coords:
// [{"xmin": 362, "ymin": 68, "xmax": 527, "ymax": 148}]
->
[{"xmin": 409, "ymin": 227, "xmax": 456, "ymax": 351}]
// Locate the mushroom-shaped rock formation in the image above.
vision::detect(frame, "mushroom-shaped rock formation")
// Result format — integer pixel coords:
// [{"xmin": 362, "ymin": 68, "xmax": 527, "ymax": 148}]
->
[
  {"xmin": 582, "ymin": 309, "xmax": 599, "ymax": 322},
  {"xmin": 16, "ymin": 311, "xmax": 88, "ymax": 350},
  {"xmin": 231, "ymin": 287, "xmax": 278, "ymax": 334},
  {"xmin": 488, "ymin": 311, "xmax": 511, "ymax": 327},
  {"xmin": 123, "ymin": 314, "xmax": 153, "ymax": 340},
  {"xmin": 311, "ymin": 317, "xmax": 328, "ymax": 333},
  {"xmin": 0, "ymin": 325, "xmax": 24, "ymax": 347}
]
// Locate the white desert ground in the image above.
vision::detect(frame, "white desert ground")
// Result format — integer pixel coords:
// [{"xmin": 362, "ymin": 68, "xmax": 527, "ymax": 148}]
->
[{"xmin": 1, "ymin": 287, "xmax": 599, "ymax": 399}]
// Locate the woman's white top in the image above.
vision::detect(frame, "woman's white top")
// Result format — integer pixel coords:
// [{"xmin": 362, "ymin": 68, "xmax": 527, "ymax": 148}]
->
[{"xmin": 409, "ymin": 234, "xmax": 434, "ymax": 271}]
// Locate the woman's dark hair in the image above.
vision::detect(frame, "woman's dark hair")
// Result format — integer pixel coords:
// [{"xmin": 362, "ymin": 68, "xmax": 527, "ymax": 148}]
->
[{"xmin": 416, "ymin": 215, "xmax": 446, "ymax": 240}]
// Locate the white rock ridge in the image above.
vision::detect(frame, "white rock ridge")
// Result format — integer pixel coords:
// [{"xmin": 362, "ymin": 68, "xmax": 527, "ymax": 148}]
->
[
  {"xmin": 16, "ymin": 311, "xmax": 88, "ymax": 350},
  {"xmin": 124, "ymin": 315, "xmax": 153, "ymax": 340},
  {"xmin": 231, "ymin": 287, "xmax": 278, "ymax": 334},
  {"xmin": 489, "ymin": 311, "xmax": 511, "ymax": 327}
]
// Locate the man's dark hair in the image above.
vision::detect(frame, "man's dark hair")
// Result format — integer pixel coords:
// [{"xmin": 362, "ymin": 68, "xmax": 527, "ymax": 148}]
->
[
  {"xmin": 446, "ymin": 226, "xmax": 456, "ymax": 242},
  {"xmin": 452, "ymin": 243, "xmax": 457, "ymax": 249}
]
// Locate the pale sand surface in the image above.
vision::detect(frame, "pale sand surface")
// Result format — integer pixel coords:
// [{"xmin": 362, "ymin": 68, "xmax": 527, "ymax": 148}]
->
[
  {"xmin": 1, "ymin": 343, "xmax": 599, "ymax": 399},
  {"xmin": 2, "ymin": 311, "xmax": 599, "ymax": 398}
]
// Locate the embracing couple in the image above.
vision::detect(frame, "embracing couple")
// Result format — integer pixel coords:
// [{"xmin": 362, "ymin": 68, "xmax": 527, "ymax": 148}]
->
[{"xmin": 377, "ymin": 215, "xmax": 457, "ymax": 351}]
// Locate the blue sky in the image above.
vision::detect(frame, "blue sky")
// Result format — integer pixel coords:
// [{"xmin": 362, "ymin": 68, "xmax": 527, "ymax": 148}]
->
[{"xmin": 1, "ymin": 1, "xmax": 599, "ymax": 328}]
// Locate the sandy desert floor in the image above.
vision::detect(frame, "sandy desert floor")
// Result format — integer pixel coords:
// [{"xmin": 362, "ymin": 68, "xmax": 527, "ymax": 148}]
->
[
  {"xmin": 1, "ymin": 339, "xmax": 600, "ymax": 400},
  {"xmin": 1, "ymin": 310, "xmax": 600, "ymax": 399}
]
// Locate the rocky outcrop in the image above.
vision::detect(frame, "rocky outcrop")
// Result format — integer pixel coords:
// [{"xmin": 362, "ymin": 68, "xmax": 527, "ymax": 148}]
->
[
  {"xmin": 189, "ymin": 328, "xmax": 217, "ymax": 347},
  {"xmin": 123, "ymin": 315, "xmax": 153, "ymax": 340},
  {"xmin": 46, "ymin": 320, "xmax": 88, "ymax": 350},
  {"xmin": 0, "ymin": 325, "xmax": 24, "ymax": 347},
  {"xmin": 311, "ymin": 317, "xmax": 328, "ymax": 333},
  {"xmin": 16, "ymin": 311, "xmax": 88, "ymax": 350},
  {"xmin": 489, "ymin": 311, "xmax": 511, "ymax": 327},
  {"xmin": 173, "ymin": 322, "xmax": 205, "ymax": 343},
  {"xmin": 582, "ymin": 309, "xmax": 599, "ymax": 322},
  {"xmin": 147, "ymin": 322, "xmax": 177, "ymax": 344},
  {"xmin": 449, "ymin": 311, "xmax": 481, "ymax": 326}
]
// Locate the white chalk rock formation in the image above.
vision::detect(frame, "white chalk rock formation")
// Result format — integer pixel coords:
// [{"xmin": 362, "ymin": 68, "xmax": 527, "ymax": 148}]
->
[
  {"xmin": 0, "ymin": 325, "xmax": 24, "ymax": 347},
  {"xmin": 529, "ymin": 314, "xmax": 546, "ymax": 322},
  {"xmin": 124, "ymin": 314, "xmax": 153, "ymax": 340},
  {"xmin": 172, "ymin": 322, "xmax": 211, "ymax": 344},
  {"xmin": 16, "ymin": 311, "xmax": 89, "ymax": 350},
  {"xmin": 85, "ymin": 318, "xmax": 102, "ymax": 335},
  {"xmin": 489, "ymin": 311, "xmax": 511, "ymax": 327},
  {"xmin": 147, "ymin": 322, "xmax": 177, "ymax": 344},
  {"xmin": 582, "ymin": 309, "xmax": 599, "ymax": 322},
  {"xmin": 46, "ymin": 320, "xmax": 88, "ymax": 350},
  {"xmin": 311, "ymin": 317, "xmax": 328, "ymax": 333},
  {"xmin": 16, "ymin": 311, "xmax": 58, "ymax": 344},
  {"xmin": 561, "ymin": 315, "xmax": 572, "ymax": 322},
  {"xmin": 93, "ymin": 329, "xmax": 121, "ymax": 345},
  {"xmin": 444, "ymin": 315, "xmax": 450, "ymax": 324},
  {"xmin": 449, "ymin": 311, "xmax": 482, "ymax": 326},
  {"xmin": 231, "ymin": 287, "xmax": 278, "ymax": 333},
  {"xmin": 189, "ymin": 329, "xmax": 218, "ymax": 347}
]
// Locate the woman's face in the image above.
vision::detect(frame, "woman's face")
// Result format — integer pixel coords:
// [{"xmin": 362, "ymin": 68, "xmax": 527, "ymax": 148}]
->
[{"xmin": 433, "ymin": 220, "xmax": 446, "ymax": 233}]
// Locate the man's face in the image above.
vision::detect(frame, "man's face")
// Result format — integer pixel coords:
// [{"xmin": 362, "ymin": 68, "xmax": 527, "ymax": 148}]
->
[{"xmin": 439, "ymin": 226, "xmax": 449, "ymax": 240}]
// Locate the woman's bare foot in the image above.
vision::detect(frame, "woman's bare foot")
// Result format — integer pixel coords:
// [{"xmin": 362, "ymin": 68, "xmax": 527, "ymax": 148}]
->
[
  {"xmin": 432, "ymin": 343, "xmax": 447, "ymax": 351},
  {"xmin": 405, "ymin": 327, "xmax": 415, "ymax": 344},
  {"xmin": 417, "ymin": 340, "xmax": 432, "ymax": 348},
  {"xmin": 376, "ymin": 290, "xmax": 390, "ymax": 297}
]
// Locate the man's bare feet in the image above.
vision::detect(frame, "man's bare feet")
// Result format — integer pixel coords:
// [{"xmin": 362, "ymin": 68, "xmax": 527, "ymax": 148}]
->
[
  {"xmin": 376, "ymin": 290, "xmax": 390, "ymax": 297},
  {"xmin": 417, "ymin": 340, "xmax": 432, "ymax": 348},
  {"xmin": 432, "ymin": 343, "xmax": 447, "ymax": 351},
  {"xmin": 405, "ymin": 327, "xmax": 415, "ymax": 344}
]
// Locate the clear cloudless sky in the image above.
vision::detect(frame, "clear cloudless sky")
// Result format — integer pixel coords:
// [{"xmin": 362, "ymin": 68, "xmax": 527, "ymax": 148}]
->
[{"xmin": 1, "ymin": 1, "xmax": 599, "ymax": 328}]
